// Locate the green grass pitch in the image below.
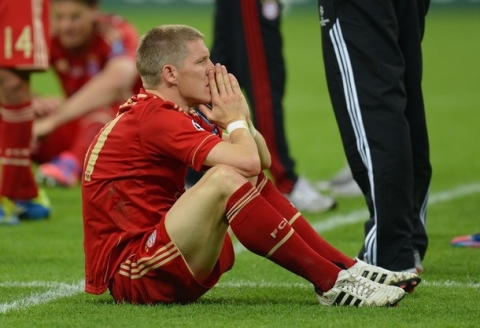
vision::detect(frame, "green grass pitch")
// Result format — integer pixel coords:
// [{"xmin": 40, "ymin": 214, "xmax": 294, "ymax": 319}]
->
[{"xmin": 1, "ymin": 4, "xmax": 479, "ymax": 327}]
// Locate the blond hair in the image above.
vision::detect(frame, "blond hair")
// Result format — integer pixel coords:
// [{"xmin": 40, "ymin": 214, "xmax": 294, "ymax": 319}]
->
[{"xmin": 136, "ymin": 25, "xmax": 204, "ymax": 88}]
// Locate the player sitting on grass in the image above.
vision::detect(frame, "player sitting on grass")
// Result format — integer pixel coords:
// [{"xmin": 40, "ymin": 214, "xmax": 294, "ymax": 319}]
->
[{"xmin": 82, "ymin": 25, "xmax": 420, "ymax": 307}]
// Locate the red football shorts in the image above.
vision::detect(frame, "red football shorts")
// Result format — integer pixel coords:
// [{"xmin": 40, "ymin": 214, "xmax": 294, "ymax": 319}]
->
[
  {"xmin": 109, "ymin": 219, "xmax": 235, "ymax": 304},
  {"xmin": 0, "ymin": 0, "xmax": 50, "ymax": 70}
]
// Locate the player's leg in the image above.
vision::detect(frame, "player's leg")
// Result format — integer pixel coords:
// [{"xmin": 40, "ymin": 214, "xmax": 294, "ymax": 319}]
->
[
  {"xmin": 256, "ymin": 172, "xmax": 420, "ymax": 292},
  {"xmin": 255, "ymin": 172, "xmax": 355, "ymax": 268},
  {"xmin": 0, "ymin": 0, "xmax": 51, "ymax": 223},
  {"xmin": 0, "ymin": 69, "xmax": 51, "ymax": 221},
  {"xmin": 166, "ymin": 165, "xmax": 342, "ymax": 292},
  {"xmin": 397, "ymin": 0, "xmax": 432, "ymax": 270},
  {"xmin": 237, "ymin": 0, "xmax": 297, "ymax": 194},
  {"xmin": 0, "ymin": 70, "xmax": 36, "ymax": 197},
  {"xmin": 319, "ymin": 0, "xmax": 416, "ymax": 271}
]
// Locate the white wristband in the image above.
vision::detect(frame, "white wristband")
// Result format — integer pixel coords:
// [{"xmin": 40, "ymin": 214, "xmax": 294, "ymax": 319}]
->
[{"xmin": 226, "ymin": 120, "xmax": 249, "ymax": 134}]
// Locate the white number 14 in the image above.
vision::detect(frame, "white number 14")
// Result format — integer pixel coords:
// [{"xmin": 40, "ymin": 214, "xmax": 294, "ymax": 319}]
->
[{"xmin": 4, "ymin": 26, "xmax": 33, "ymax": 59}]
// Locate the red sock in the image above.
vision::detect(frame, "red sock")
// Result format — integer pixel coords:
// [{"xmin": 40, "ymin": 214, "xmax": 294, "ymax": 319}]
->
[
  {"xmin": 0, "ymin": 102, "xmax": 38, "ymax": 199},
  {"xmin": 226, "ymin": 182, "xmax": 341, "ymax": 292},
  {"xmin": 256, "ymin": 172, "xmax": 355, "ymax": 269}
]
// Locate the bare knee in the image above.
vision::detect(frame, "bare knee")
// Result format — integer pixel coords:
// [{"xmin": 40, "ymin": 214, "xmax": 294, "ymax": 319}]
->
[
  {"xmin": 201, "ymin": 165, "xmax": 249, "ymax": 197},
  {"xmin": 0, "ymin": 69, "xmax": 31, "ymax": 104}
]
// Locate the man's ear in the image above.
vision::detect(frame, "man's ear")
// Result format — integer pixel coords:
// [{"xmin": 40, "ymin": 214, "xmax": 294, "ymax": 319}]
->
[{"xmin": 162, "ymin": 65, "xmax": 178, "ymax": 85}]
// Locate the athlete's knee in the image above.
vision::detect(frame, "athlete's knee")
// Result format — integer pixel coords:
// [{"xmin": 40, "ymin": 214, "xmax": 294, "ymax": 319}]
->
[
  {"xmin": 203, "ymin": 165, "xmax": 248, "ymax": 196},
  {"xmin": 0, "ymin": 69, "xmax": 30, "ymax": 104}
]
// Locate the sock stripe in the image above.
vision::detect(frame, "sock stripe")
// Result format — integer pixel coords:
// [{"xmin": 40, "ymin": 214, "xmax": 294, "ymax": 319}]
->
[
  {"xmin": 265, "ymin": 228, "xmax": 294, "ymax": 258},
  {"xmin": 0, "ymin": 157, "xmax": 31, "ymax": 166},
  {"xmin": 226, "ymin": 186, "xmax": 259, "ymax": 223},
  {"xmin": 0, "ymin": 107, "xmax": 34, "ymax": 122},
  {"xmin": 255, "ymin": 174, "xmax": 268, "ymax": 192},
  {"xmin": 227, "ymin": 186, "xmax": 257, "ymax": 217},
  {"xmin": 288, "ymin": 212, "xmax": 301, "ymax": 225}
]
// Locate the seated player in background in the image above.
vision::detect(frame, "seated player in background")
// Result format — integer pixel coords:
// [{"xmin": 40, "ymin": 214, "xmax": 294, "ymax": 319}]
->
[
  {"xmin": 82, "ymin": 24, "xmax": 420, "ymax": 306},
  {"xmin": 32, "ymin": 0, "xmax": 141, "ymax": 188}
]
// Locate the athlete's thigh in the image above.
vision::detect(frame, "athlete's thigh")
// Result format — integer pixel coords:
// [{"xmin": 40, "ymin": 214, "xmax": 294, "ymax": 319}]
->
[{"xmin": 164, "ymin": 166, "xmax": 245, "ymax": 278}]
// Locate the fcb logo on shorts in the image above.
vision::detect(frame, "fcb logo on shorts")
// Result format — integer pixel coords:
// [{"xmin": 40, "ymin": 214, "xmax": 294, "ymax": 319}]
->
[
  {"xmin": 262, "ymin": 0, "xmax": 280, "ymax": 20},
  {"xmin": 145, "ymin": 230, "xmax": 157, "ymax": 252}
]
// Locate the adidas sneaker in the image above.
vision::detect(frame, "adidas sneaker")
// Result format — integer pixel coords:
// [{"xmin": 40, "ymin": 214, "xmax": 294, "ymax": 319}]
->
[
  {"xmin": 316, "ymin": 270, "xmax": 406, "ymax": 307},
  {"xmin": 348, "ymin": 258, "xmax": 421, "ymax": 293}
]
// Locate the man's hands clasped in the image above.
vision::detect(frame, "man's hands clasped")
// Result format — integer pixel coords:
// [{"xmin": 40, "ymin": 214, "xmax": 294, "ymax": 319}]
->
[{"xmin": 198, "ymin": 64, "xmax": 250, "ymax": 130}]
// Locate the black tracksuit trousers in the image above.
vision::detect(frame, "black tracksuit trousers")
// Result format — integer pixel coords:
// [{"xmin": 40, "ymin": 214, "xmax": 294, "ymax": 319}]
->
[{"xmin": 319, "ymin": 0, "xmax": 432, "ymax": 271}]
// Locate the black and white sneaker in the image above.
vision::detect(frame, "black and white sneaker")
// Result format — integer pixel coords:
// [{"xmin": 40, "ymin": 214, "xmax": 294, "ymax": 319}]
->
[
  {"xmin": 316, "ymin": 270, "xmax": 406, "ymax": 307},
  {"xmin": 348, "ymin": 258, "xmax": 421, "ymax": 293}
]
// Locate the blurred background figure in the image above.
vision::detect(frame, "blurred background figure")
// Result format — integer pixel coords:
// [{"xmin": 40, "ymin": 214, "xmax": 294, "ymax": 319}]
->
[
  {"xmin": 186, "ymin": 0, "xmax": 336, "ymax": 214},
  {"xmin": 0, "ymin": 0, "xmax": 52, "ymax": 224},
  {"xmin": 33, "ymin": 0, "xmax": 141, "ymax": 188}
]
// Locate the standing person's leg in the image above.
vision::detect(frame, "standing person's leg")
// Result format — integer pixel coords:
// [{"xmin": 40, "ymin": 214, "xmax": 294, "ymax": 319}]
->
[
  {"xmin": 0, "ymin": 0, "xmax": 51, "ymax": 223},
  {"xmin": 236, "ymin": 0, "xmax": 296, "ymax": 194},
  {"xmin": 0, "ymin": 70, "xmax": 37, "ymax": 201},
  {"xmin": 0, "ymin": 69, "xmax": 51, "ymax": 222},
  {"xmin": 319, "ymin": 0, "xmax": 416, "ymax": 271},
  {"xmin": 396, "ymin": 0, "xmax": 432, "ymax": 268}
]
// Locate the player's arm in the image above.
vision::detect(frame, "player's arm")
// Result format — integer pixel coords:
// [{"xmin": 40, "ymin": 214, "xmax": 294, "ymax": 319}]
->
[
  {"xmin": 220, "ymin": 121, "xmax": 271, "ymax": 171},
  {"xmin": 247, "ymin": 120, "xmax": 271, "ymax": 170},
  {"xmin": 199, "ymin": 64, "xmax": 264, "ymax": 177},
  {"xmin": 205, "ymin": 127, "xmax": 261, "ymax": 177},
  {"xmin": 33, "ymin": 56, "xmax": 137, "ymax": 137}
]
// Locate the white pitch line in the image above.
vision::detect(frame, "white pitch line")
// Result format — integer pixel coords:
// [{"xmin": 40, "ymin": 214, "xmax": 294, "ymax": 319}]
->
[
  {"xmin": 2, "ymin": 182, "xmax": 479, "ymax": 314},
  {"xmin": 233, "ymin": 182, "xmax": 480, "ymax": 254},
  {"xmin": 0, "ymin": 280, "xmax": 84, "ymax": 314}
]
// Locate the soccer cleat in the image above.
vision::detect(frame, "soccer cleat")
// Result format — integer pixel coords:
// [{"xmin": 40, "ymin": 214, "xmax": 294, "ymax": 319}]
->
[
  {"xmin": 37, "ymin": 152, "xmax": 81, "ymax": 188},
  {"xmin": 316, "ymin": 270, "xmax": 406, "ymax": 307},
  {"xmin": 450, "ymin": 232, "xmax": 480, "ymax": 248},
  {"xmin": 16, "ymin": 189, "xmax": 51, "ymax": 220},
  {"xmin": 0, "ymin": 197, "xmax": 20, "ymax": 225},
  {"xmin": 316, "ymin": 165, "xmax": 362, "ymax": 197},
  {"xmin": 285, "ymin": 177, "xmax": 336, "ymax": 213},
  {"xmin": 348, "ymin": 258, "xmax": 421, "ymax": 293}
]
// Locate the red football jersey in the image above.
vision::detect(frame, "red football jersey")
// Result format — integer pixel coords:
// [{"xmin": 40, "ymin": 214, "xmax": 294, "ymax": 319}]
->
[
  {"xmin": 50, "ymin": 14, "xmax": 142, "ymax": 97},
  {"xmin": 82, "ymin": 90, "xmax": 222, "ymax": 294},
  {"xmin": 0, "ymin": 0, "xmax": 50, "ymax": 70}
]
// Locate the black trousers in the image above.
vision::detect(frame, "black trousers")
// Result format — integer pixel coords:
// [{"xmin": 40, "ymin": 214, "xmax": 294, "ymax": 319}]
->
[
  {"xmin": 209, "ymin": 0, "xmax": 297, "ymax": 194},
  {"xmin": 319, "ymin": 0, "xmax": 432, "ymax": 270}
]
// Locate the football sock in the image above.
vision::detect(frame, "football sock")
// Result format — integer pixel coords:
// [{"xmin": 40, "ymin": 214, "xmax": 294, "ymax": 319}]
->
[
  {"xmin": 0, "ymin": 102, "xmax": 38, "ymax": 199},
  {"xmin": 226, "ymin": 181, "xmax": 341, "ymax": 292},
  {"xmin": 256, "ymin": 172, "xmax": 356, "ymax": 269}
]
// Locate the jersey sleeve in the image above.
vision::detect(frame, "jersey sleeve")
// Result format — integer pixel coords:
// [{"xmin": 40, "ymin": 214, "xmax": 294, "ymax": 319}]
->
[{"xmin": 140, "ymin": 105, "xmax": 222, "ymax": 171}]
